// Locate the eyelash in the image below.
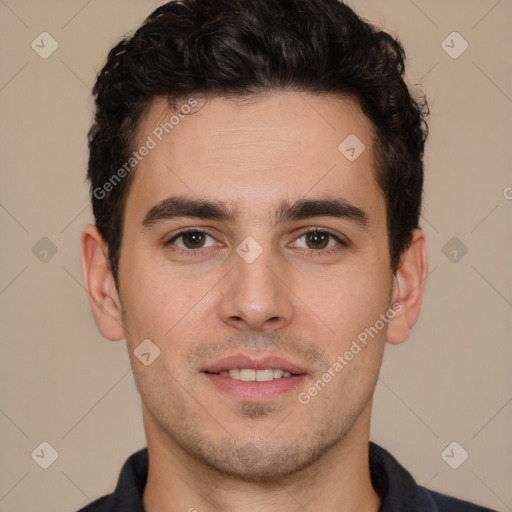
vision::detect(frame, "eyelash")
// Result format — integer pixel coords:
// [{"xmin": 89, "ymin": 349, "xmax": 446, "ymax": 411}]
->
[{"xmin": 165, "ymin": 228, "xmax": 348, "ymax": 257}]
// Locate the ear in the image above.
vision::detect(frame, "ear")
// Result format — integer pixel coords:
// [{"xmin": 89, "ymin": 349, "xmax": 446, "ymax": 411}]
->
[
  {"xmin": 386, "ymin": 228, "xmax": 427, "ymax": 345},
  {"xmin": 80, "ymin": 224, "xmax": 125, "ymax": 341}
]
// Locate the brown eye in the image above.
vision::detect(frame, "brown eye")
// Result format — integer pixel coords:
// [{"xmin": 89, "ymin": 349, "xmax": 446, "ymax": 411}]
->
[
  {"xmin": 291, "ymin": 229, "xmax": 346, "ymax": 253},
  {"xmin": 305, "ymin": 231, "xmax": 330, "ymax": 249},
  {"xmin": 181, "ymin": 232, "xmax": 207, "ymax": 249},
  {"xmin": 167, "ymin": 230, "xmax": 217, "ymax": 251}
]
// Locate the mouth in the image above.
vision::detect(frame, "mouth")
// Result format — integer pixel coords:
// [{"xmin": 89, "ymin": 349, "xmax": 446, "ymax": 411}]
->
[
  {"xmin": 215, "ymin": 368, "xmax": 294, "ymax": 381},
  {"xmin": 201, "ymin": 354, "xmax": 309, "ymax": 402}
]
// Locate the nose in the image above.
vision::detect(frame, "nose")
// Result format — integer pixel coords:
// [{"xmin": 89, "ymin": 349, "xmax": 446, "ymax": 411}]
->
[{"xmin": 218, "ymin": 247, "xmax": 294, "ymax": 332}]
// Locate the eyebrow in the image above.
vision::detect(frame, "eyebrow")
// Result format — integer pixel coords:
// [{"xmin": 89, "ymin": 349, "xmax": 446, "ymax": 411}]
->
[
  {"xmin": 276, "ymin": 197, "xmax": 369, "ymax": 230},
  {"xmin": 141, "ymin": 195, "xmax": 370, "ymax": 231},
  {"xmin": 142, "ymin": 196, "xmax": 237, "ymax": 228}
]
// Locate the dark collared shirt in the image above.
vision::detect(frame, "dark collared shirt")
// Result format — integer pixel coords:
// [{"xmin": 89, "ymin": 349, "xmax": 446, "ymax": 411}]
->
[{"xmin": 77, "ymin": 442, "xmax": 497, "ymax": 511}]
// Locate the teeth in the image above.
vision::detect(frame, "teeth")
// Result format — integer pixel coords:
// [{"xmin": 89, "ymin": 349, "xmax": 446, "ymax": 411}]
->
[
  {"xmin": 256, "ymin": 369, "xmax": 274, "ymax": 381},
  {"xmin": 229, "ymin": 369, "xmax": 241, "ymax": 379},
  {"xmin": 219, "ymin": 368, "xmax": 294, "ymax": 381},
  {"xmin": 239, "ymin": 369, "xmax": 256, "ymax": 381}
]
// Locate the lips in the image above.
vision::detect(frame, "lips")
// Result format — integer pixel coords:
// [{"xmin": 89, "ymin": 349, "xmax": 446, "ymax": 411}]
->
[
  {"xmin": 201, "ymin": 354, "xmax": 308, "ymax": 376},
  {"xmin": 201, "ymin": 354, "xmax": 310, "ymax": 401},
  {"xmin": 220, "ymin": 368, "xmax": 291, "ymax": 382}
]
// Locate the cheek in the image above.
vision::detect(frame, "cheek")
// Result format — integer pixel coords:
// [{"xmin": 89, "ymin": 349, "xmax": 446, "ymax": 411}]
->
[
  {"xmin": 118, "ymin": 253, "xmax": 175, "ymax": 343},
  {"xmin": 302, "ymin": 268, "xmax": 388, "ymax": 409},
  {"xmin": 300, "ymin": 256, "xmax": 391, "ymax": 345},
  {"xmin": 120, "ymin": 252, "xmax": 218, "ymax": 353}
]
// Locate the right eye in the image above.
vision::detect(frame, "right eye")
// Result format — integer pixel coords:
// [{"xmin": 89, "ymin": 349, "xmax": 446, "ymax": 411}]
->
[{"xmin": 165, "ymin": 229, "xmax": 222, "ymax": 255}]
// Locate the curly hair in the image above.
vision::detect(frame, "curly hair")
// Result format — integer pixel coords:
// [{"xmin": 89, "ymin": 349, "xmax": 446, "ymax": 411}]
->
[{"xmin": 88, "ymin": 0, "xmax": 429, "ymax": 287}]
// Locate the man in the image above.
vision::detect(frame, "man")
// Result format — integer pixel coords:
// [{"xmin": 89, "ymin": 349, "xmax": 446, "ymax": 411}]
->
[{"xmin": 79, "ymin": 0, "xmax": 496, "ymax": 510}]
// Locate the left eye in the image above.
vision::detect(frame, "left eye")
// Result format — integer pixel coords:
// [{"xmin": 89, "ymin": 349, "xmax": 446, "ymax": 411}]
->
[
  {"xmin": 291, "ymin": 230, "xmax": 343, "ymax": 250},
  {"xmin": 168, "ymin": 231, "xmax": 217, "ymax": 250}
]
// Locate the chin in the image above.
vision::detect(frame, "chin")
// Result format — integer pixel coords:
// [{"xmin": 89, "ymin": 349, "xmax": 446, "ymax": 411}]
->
[{"xmin": 181, "ymin": 429, "xmax": 343, "ymax": 483}]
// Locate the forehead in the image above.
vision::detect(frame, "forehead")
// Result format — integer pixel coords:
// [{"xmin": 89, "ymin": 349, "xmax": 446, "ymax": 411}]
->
[{"xmin": 126, "ymin": 92, "xmax": 384, "ymax": 227}]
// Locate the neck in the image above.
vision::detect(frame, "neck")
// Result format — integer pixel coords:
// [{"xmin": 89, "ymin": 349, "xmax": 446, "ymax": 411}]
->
[{"xmin": 142, "ymin": 403, "xmax": 381, "ymax": 512}]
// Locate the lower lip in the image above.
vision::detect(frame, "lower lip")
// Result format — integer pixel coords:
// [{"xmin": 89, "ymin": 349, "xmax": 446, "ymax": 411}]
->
[{"xmin": 203, "ymin": 372, "xmax": 307, "ymax": 402}]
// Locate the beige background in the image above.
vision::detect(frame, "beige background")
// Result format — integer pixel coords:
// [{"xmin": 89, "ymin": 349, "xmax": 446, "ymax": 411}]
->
[{"xmin": 0, "ymin": 0, "xmax": 511, "ymax": 511}]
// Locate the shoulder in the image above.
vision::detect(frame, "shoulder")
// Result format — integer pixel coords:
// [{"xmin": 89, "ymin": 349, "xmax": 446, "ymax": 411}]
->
[
  {"xmin": 75, "ymin": 496, "xmax": 112, "ymax": 512},
  {"xmin": 73, "ymin": 448, "xmax": 148, "ymax": 512},
  {"xmin": 369, "ymin": 442, "xmax": 498, "ymax": 512},
  {"xmin": 426, "ymin": 488, "xmax": 498, "ymax": 512}
]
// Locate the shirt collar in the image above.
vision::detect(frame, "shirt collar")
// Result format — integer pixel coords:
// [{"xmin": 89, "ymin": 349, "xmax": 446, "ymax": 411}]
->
[{"xmin": 102, "ymin": 442, "xmax": 439, "ymax": 511}]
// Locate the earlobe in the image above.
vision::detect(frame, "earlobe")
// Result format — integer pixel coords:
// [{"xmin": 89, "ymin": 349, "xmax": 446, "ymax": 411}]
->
[
  {"xmin": 80, "ymin": 224, "xmax": 125, "ymax": 341},
  {"xmin": 386, "ymin": 229, "xmax": 428, "ymax": 345}
]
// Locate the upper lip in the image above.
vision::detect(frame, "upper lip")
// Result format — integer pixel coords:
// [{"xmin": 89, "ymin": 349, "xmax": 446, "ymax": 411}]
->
[{"xmin": 202, "ymin": 354, "xmax": 308, "ymax": 375}]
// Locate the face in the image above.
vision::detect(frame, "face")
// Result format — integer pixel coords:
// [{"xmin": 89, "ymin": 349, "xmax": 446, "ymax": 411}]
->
[{"xmin": 117, "ymin": 92, "xmax": 395, "ymax": 480}]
